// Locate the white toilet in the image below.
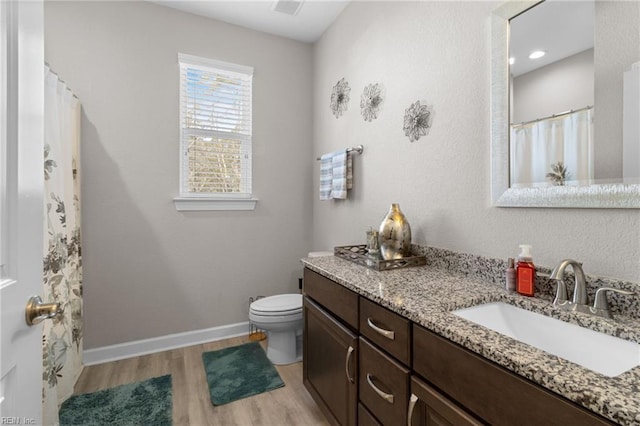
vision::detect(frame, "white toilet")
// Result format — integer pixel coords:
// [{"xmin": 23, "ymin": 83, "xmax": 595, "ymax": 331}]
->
[
  {"xmin": 249, "ymin": 293, "xmax": 303, "ymax": 365},
  {"xmin": 249, "ymin": 251, "xmax": 333, "ymax": 365}
]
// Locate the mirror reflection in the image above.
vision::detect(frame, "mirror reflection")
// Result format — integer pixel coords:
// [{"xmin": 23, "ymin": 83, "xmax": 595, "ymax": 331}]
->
[{"xmin": 508, "ymin": 0, "xmax": 639, "ymax": 189}]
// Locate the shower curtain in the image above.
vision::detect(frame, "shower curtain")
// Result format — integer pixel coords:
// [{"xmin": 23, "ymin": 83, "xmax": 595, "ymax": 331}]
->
[
  {"xmin": 510, "ymin": 108, "xmax": 594, "ymax": 187},
  {"xmin": 42, "ymin": 66, "xmax": 83, "ymax": 425}
]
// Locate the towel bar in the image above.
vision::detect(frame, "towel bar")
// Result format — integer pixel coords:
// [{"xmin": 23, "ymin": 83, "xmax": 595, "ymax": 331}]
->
[{"xmin": 316, "ymin": 145, "xmax": 364, "ymax": 160}]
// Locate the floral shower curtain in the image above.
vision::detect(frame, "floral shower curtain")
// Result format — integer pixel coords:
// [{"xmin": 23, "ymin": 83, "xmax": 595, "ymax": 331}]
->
[
  {"xmin": 510, "ymin": 107, "xmax": 594, "ymax": 187},
  {"xmin": 42, "ymin": 66, "xmax": 83, "ymax": 425}
]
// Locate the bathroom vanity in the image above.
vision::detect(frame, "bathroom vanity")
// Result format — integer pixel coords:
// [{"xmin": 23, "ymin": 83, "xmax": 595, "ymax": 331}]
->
[{"xmin": 301, "ymin": 251, "xmax": 640, "ymax": 425}]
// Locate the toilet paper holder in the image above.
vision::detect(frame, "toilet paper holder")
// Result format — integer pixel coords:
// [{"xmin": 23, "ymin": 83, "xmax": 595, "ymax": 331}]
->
[{"xmin": 248, "ymin": 296, "xmax": 266, "ymax": 341}]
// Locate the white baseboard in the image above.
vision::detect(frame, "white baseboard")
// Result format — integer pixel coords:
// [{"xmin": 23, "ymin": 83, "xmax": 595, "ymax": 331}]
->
[{"xmin": 83, "ymin": 321, "xmax": 250, "ymax": 366}]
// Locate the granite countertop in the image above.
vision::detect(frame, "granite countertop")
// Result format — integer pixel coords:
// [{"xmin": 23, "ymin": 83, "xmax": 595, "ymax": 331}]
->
[{"xmin": 301, "ymin": 254, "xmax": 640, "ymax": 426}]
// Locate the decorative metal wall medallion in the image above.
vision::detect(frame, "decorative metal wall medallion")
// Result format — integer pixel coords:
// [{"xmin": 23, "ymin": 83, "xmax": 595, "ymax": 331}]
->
[
  {"xmin": 403, "ymin": 100, "xmax": 431, "ymax": 142},
  {"xmin": 360, "ymin": 83, "xmax": 384, "ymax": 122},
  {"xmin": 330, "ymin": 78, "xmax": 351, "ymax": 118}
]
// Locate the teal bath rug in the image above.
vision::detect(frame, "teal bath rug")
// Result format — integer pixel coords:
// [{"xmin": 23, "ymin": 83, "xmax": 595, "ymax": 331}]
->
[
  {"xmin": 59, "ymin": 375, "xmax": 172, "ymax": 426},
  {"xmin": 202, "ymin": 341, "xmax": 285, "ymax": 405}
]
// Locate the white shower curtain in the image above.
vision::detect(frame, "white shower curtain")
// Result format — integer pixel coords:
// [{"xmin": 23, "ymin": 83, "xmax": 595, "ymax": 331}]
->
[
  {"xmin": 510, "ymin": 108, "xmax": 594, "ymax": 187},
  {"xmin": 42, "ymin": 66, "xmax": 83, "ymax": 426}
]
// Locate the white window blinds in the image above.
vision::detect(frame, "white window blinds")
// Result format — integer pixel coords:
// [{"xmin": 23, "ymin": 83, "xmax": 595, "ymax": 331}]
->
[{"xmin": 179, "ymin": 53, "xmax": 253, "ymax": 197}]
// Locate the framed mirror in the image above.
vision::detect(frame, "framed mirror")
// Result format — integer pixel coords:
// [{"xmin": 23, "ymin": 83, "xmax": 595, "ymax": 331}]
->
[{"xmin": 491, "ymin": 0, "xmax": 640, "ymax": 208}]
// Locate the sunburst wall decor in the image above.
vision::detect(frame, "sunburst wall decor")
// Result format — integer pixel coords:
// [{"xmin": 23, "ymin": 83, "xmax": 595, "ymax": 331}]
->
[
  {"xmin": 403, "ymin": 100, "xmax": 431, "ymax": 142},
  {"xmin": 330, "ymin": 78, "xmax": 351, "ymax": 118},
  {"xmin": 360, "ymin": 83, "xmax": 384, "ymax": 122}
]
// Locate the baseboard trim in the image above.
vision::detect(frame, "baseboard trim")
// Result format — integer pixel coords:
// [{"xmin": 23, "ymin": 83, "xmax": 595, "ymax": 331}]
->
[{"xmin": 83, "ymin": 321, "xmax": 250, "ymax": 366}]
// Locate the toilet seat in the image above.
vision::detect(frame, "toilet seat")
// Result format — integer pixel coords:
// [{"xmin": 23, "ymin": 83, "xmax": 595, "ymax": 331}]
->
[{"xmin": 250, "ymin": 294, "xmax": 302, "ymax": 316}]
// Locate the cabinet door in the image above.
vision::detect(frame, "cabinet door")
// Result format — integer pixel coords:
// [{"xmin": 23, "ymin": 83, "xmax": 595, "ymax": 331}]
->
[
  {"xmin": 304, "ymin": 297, "xmax": 358, "ymax": 426},
  {"xmin": 408, "ymin": 376, "xmax": 483, "ymax": 426}
]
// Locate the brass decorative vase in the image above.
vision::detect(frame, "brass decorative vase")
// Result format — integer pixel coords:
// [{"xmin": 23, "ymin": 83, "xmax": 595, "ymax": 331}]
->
[{"xmin": 378, "ymin": 203, "xmax": 411, "ymax": 260}]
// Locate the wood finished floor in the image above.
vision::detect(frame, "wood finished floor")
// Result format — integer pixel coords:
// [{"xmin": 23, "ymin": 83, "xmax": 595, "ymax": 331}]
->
[{"xmin": 74, "ymin": 336, "xmax": 329, "ymax": 426}]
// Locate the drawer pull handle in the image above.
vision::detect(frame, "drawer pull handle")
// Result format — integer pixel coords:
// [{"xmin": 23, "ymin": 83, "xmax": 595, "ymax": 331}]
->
[
  {"xmin": 366, "ymin": 373, "xmax": 395, "ymax": 404},
  {"xmin": 407, "ymin": 393, "xmax": 418, "ymax": 426},
  {"xmin": 345, "ymin": 346, "xmax": 355, "ymax": 384},
  {"xmin": 367, "ymin": 317, "xmax": 395, "ymax": 340}
]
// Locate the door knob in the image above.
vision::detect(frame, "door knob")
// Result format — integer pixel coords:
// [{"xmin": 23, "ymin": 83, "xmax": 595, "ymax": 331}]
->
[{"xmin": 25, "ymin": 295, "xmax": 63, "ymax": 326}]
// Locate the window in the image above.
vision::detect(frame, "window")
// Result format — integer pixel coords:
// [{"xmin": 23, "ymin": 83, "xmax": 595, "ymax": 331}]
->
[{"xmin": 174, "ymin": 53, "xmax": 256, "ymax": 211}]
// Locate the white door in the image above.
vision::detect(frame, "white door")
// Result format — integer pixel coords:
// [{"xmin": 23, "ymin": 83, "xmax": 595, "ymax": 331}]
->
[{"xmin": 0, "ymin": 0, "xmax": 45, "ymax": 423}]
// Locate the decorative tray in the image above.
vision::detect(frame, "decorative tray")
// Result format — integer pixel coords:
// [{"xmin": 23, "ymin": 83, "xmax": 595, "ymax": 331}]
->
[{"xmin": 334, "ymin": 245, "xmax": 427, "ymax": 271}]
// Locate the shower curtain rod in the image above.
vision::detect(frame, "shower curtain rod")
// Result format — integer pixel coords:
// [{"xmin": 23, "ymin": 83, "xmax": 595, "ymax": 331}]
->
[{"xmin": 511, "ymin": 105, "xmax": 593, "ymax": 128}]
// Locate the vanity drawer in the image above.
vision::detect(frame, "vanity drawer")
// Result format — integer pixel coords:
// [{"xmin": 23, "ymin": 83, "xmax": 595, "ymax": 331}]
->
[
  {"xmin": 358, "ymin": 403, "xmax": 381, "ymax": 426},
  {"xmin": 359, "ymin": 337, "xmax": 410, "ymax": 426},
  {"xmin": 412, "ymin": 324, "xmax": 615, "ymax": 426},
  {"xmin": 304, "ymin": 268, "xmax": 359, "ymax": 330},
  {"xmin": 359, "ymin": 297, "xmax": 411, "ymax": 366}
]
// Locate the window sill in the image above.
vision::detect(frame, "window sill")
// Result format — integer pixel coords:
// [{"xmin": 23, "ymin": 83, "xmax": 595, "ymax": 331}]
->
[{"xmin": 173, "ymin": 197, "xmax": 258, "ymax": 211}]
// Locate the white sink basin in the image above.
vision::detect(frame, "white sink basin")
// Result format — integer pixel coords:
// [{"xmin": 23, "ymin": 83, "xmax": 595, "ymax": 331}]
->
[{"xmin": 452, "ymin": 302, "xmax": 640, "ymax": 377}]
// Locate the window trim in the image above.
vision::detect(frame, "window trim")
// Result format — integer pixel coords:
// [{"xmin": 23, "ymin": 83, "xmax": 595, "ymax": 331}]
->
[
  {"xmin": 175, "ymin": 53, "xmax": 256, "ymax": 211},
  {"xmin": 173, "ymin": 196, "xmax": 258, "ymax": 211}
]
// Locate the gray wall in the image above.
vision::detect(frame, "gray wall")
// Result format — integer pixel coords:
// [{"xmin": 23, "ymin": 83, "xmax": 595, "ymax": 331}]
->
[
  {"xmin": 313, "ymin": 2, "xmax": 640, "ymax": 282},
  {"xmin": 594, "ymin": 1, "xmax": 640, "ymax": 182},
  {"xmin": 45, "ymin": 1, "xmax": 640, "ymax": 349},
  {"xmin": 512, "ymin": 49, "xmax": 594, "ymax": 124},
  {"xmin": 45, "ymin": 1, "xmax": 314, "ymax": 349}
]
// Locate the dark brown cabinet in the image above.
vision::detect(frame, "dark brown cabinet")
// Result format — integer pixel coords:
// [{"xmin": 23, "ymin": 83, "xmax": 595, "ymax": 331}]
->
[
  {"xmin": 359, "ymin": 337, "xmax": 410, "ymax": 426},
  {"xmin": 358, "ymin": 403, "xmax": 382, "ymax": 426},
  {"xmin": 359, "ymin": 297, "xmax": 411, "ymax": 366},
  {"xmin": 303, "ymin": 297, "xmax": 358, "ymax": 426},
  {"xmin": 412, "ymin": 324, "xmax": 615, "ymax": 426},
  {"xmin": 303, "ymin": 269, "xmax": 359, "ymax": 426},
  {"xmin": 303, "ymin": 268, "xmax": 359, "ymax": 329},
  {"xmin": 408, "ymin": 376, "xmax": 482, "ymax": 426},
  {"xmin": 304, "ymin": 268, "xmax": 615, "ymax": 426}
]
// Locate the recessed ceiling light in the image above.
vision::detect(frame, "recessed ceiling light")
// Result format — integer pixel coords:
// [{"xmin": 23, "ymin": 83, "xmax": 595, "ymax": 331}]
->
[
  {"xmin": 509, "ymin": 57, "xmax": 515, "ymax": 65},
  {"xmin": 529, "ymin": 50, "xmax": 546, "ymax": 60}
]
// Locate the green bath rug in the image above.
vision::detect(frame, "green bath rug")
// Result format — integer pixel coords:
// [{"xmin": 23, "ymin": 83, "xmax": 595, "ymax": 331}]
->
[
  {"xmin": 202, "ymin": 341, "xmax": 285, "ymax": 405},
  {"xmin": 59, "ymin": 374, "xmax": 172, "ymax": 426}
]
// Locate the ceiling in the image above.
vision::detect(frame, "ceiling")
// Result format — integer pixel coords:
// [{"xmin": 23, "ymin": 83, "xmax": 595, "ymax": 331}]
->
[
  {"xmin": 510, "ymin": 0, "xmax": 595, "ymax": 77},
  {"xmin": 151, "ymin": 1, "xmax": 594, "ymax": 67},
  {"xmin": 150, "ymin": 0, "xmax": 350, "ymax": 43}
]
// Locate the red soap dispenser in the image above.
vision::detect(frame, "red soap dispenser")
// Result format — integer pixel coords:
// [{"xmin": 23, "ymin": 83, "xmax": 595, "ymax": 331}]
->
[{"xmin": 516, "ymin": 244, "xmax": 536, "ymax": 297}]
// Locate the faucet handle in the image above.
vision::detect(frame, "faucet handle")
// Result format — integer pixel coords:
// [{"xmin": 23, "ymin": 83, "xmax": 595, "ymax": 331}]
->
[{"xmin": 592, "ymin": 287, "xmax": 635, "ymax": 319}]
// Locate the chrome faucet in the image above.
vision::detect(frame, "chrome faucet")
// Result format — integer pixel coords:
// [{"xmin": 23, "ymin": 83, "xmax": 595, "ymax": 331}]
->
[
  {"xmin": 549, "ymin": 259, "xmax": 588, "ymax": 313},
  {"xmin": 549, "ymin": 259, "xmax": 634, "ymax": 319}
]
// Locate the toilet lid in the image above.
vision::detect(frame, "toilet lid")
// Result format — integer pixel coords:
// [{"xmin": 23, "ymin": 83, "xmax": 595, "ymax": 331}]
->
[{"xmin": 250, "ymin": 294, "xmax": 302, "ymax": 315}]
